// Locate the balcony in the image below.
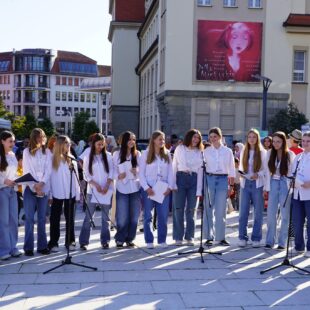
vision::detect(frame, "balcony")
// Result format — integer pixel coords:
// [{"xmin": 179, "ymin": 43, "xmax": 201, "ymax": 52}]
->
[
  {"xmin": 38, "ymin": 99, "xmax": 50, "ymax": 104},
  {"xmin": 38, "ymin": 82, "xmax": 49, "ymax": 88}
]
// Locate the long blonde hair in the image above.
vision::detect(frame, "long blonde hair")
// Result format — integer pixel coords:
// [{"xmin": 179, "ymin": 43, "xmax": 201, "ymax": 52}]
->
[
  {"xmin": 52, "ymin": 135, "xmax": 71, "ymax": 170},
  {"xmin": 242, "ymin": 128, "xmax": 262, "ymax": 173},
  {"xmin": 146, "ymin": 130, "xmax": 169, "ymax": 164},
  {"xmin": 29, "ymin": 128, "xmax": 47, "ymax": 156}
]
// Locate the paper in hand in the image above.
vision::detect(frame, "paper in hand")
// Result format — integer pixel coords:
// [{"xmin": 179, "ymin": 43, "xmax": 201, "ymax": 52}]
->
[
  {"xmin": 90, "ymin": 187, "xmax": 113, "ymax": 205},
  {"xmin": 118, "ymin": 161, "xmax": 135, "ymax": 180},
  {"xmin": 15, "ymin": 173, "xmax": 38, "ymax": 183},
  {"xmin": 149, "ymin": 181, "xmax": 169, "ymax": 204}
]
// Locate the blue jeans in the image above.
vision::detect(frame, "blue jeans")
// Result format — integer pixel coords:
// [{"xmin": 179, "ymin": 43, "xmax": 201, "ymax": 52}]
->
[
  {"xmin": 239, "ymin": 180, "xmax": 264, "ymax": 241},
  {"xmin": 79, "ymin": 203, "xmax": 111, "ymax": 245},
  {"xmin": 292, "ymin": 198, "xmax": 310, "ymax": 251},
  {"xmin": 203, "ymin": 175, "xmax": 228, "ymax": 241},
  {"xmin": 142, "ymin": 189, "xmax": 170, "ymax": 244},
  {"xmin": 23, "ymin": 186, "xmax": 48, "ymax": 251},
  {"xmin": 0, "ymin": 187, "xmax": 18, "ymax": 257},
  {"xmin": 173, "ymin": 172, "xmax": 197, "ymax": 241},
  {"xmin": 265, "ymin": 177, "xmax": 290, "ymax": 247},
  {"xmin": 115, "ymin": 191, "xmax": 141, "ymax": 243}
]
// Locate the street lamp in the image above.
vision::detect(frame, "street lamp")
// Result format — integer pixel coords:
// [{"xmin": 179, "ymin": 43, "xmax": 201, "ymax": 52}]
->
[
  {"xmin": 65, "ymin": 109, "xmax": 73, "ymax": 137},
  {"xmin": 252, "ymin": 74, "xmax": 272, "ymax": 131}
]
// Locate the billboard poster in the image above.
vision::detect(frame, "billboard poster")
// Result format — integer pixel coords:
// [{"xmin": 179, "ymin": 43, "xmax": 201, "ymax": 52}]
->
[{"xmin": 197, "ymin": 20, "xmax": 263, "ymax": 82}]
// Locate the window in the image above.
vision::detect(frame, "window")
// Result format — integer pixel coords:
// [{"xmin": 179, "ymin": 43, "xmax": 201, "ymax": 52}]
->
[
  {"xmin": 62, "ymin": 77, "xmax": 67, "ymax": 85},
  {"xmin": 92, "ymin": 108, "xmax": 96, "ymax": 117},
  {"xmin": 74, "ymin": 107, "xmax": 79, "ymax": 115},
  {"xmin": 0, "ymin": 76, "xmax": 2, "ymax": 84},
  {"xmin": 0, "ymin": 60, "xmax": 10, "ymax": 72},
  {"xmin": 248, "ymin": 0, "xmax": 261, "ymax": 8},
  {"xmin": 56, "ymin": 91, "xmax": 60, "ymax": 101},
  {"xmin": 59, "ymin": 61, "xmax": 97, "ymax": 76},
  {"xmin": 224, "ymin": 0, "xmax": 236, "ymax": 7},
  {"xmin": 92, "ymin": 94, "xmax": 97, "ymax": 102},
  {"xmin": 293, "ymin": 50, "xmax": 306, "ymax": 82},
  {"xmin": 74, "ymin": 93, "xmax": 79, "ymax": 102},
  {"xmin": 74, "ymin": 78, "xmax": 79, "ymax": 86},
  {"xmin": 86, "ymin": 108, "xmax": 90, "ymax": 116},
  {"xmin": 68, "ymin": 92, "xmax": 73, "ymax": 101},
  {"xmin": 80, "ymin": 93, "xmax": 85, "ymax": 102},
  {"xmin": 197, "ymin": 0, "xmax": 211, "ymax": 5},
  {"xmin": 62, "ymin": 92, "xmax": 67, "ymax": 101},
  {"xmin": 86, "ymin": 93, "xmax": 91, "ymax": 102},
  {"xmin": 56, "ymin": 76, "xmax": 60, "ymax": 85},
  {"xmin": 7, "ymin": 90, "xmax": 10, "ymax": 100},
  {"xmin": 68, "ymin": 77, "xmax": 73, "ymax": 86}
]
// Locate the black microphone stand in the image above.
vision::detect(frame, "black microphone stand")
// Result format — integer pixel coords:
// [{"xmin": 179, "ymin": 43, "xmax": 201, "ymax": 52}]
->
[
  {"xmin": 260, "ymin": 157, "xmax": 310, "ymax": 275},
  {"xmin": 44, "ymin": 160, "xmax": 97, "ymax": 274},
  {"xmin": 178, "ymin": 157, "xmax": 222, "ymax": 263}
]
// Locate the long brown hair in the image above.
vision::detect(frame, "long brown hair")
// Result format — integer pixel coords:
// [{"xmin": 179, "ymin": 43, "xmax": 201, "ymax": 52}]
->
[
  {"xmin": 146, "ymin": 131, "xmax": 169, "ymax": 164},
  {"xmin": 88, "ymin": 133, "xmax": 109, "ymax": 175},
  {"xmin": 0, "ymin": 131, "xmax": 15, "ymax": 172},
  {"xmin": 183, "ymin": 129, "xmax": 204, "ymax": 151},
  {"xmin": 119, "ymin": 131, "xmax": 138, "ymax": 168},
  {"xmin": 52, "ymin": 135, "xmax": 71, "ymax": 170},
  {"xmin": 268, "ymin": 131, "xmax": 290, "ymax": 176},
  {"xmin": 242, "ymin": 128, "xmax": 262, "ymax": 173},
  {"xmin": 29, "ymin": 128, "xmax": 46, "ymax": 156}
]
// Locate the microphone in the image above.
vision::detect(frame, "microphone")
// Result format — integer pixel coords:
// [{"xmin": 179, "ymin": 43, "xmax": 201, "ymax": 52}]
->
[{"xmin": 63, "ymin": 153, "xmax": 78, "ymax": 162}]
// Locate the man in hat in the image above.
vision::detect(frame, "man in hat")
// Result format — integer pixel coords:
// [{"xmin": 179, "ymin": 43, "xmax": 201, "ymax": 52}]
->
[{"xmin": 289, "ymin": 129, "xmax": 303, "ymax": 155}]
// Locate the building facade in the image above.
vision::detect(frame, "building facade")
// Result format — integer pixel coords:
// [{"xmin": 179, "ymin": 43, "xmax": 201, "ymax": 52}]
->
[
  {"xmin": 0, "ymin": 49, "xmax": 111, "ymax": 136},
  {"xmin": 130, "ymin": 0, "xmax": 310, "ymax": 140}
]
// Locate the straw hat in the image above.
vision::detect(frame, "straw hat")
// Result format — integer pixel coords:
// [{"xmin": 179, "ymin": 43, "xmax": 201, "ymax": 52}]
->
[{"xmin": 288, "ymin": 129, "xmax": 302, "ymax": 142}]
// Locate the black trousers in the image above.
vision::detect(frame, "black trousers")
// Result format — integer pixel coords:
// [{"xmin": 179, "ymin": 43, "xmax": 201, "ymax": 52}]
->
[{"xmin": 49, "ymin": 197, "xmax": 76, "ymax": 247}]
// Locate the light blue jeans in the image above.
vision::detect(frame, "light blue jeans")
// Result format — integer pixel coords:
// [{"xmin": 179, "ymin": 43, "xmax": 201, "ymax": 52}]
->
[
  {"xmin": 203, "ymin": 175, "xmax": 228, "ymax": 241},
  {"xmin": 173, "ymin": 172, "xmax": 198, "ymax": 241},
  {"xmin": 115, "ymin": 191, "xmax": 141, "ymax": 243},
  {"xmin": 23, "ymin": 186, "xmax": 48, "ymax": 251},
  {"xmin": 239, "ymin": 180, "xmax": 264, "ymax": 241},
  {"xmin": 142, "ymin": 189, "xmax": 170, "ymax": 244},
  {"xmin": 79, "ymin": 203, "xmax": 111, "ymax": 245},
  {"xmin": 265, "ymin": 177, "xmax": 290, "ymax": 247},
  {"xmin": 0, "ymin": 187, "xmax": 18, "ymax": 257}
]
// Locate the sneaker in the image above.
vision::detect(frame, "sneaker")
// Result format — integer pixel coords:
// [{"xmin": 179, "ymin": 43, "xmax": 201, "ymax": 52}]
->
[
  {"xmin": 0, "ymin": 254, "xmax": 11, "ymax": 261},
  {"xmin": 126, "ymin": 242, "xmax": 135, "ymax": 247},
  {"xmin": 185, "ymin": 239, "xmax": 194, "ymax": 246},
  {"xmin": 304, "ymin": 251, "xmax": 310, "ymax": 258},
  {"xmin": 158, "ymin": 242, "xmax": 168, "ymax": 248},
  {"xmin": 264, "ymin": 244, "xmax": 272, "ymax": 249},
  {"xmin": 37, "ymin": 248, "xmax": 50, "ymax": 255},
  {"xmin": 252, "ymin": 241, "xmax": 261, "ymax": 248},
  {"xmin": 24, "ymin": 250, "xmax": 34, "ymax": 256},
  {"xmin": 49, "ymin": 246, "xmax": 59, "ymax": 253},
  {"xmin": 292, "ymin": 248, "xmax": 304, "ymax": 255},
  {"xmin": 238, "ymin": 240, "xmax": 247, "ymax": 247},
  {"xmin": 80, "ymin": 245, "xmax": 87, "ymax": 251},
  {"xmin": 11, "ymin": 250, "xmax": 22, "ymax": 257},
  {"xmin": 66, "ymin": 243, "xmax": 76, "ymax": 251},
  {"xmin": 146, "ymin": 243, "xmax": 154, "ymax": 249},
  {"xmin": 175, "ymin": 240, "xmax": 183, "ymax": 246},
  {"xmin": 204, "ymin": 239, "xmax": 213, "ymax": 246},
  {"xmin": 102, "ymin": 243, "xmax": 109, "ymax": 249},
  {"xmin": 116, "ymin": 241, "xmax": 123, "ymax": 248},
  {"xmin": 276, "ymin": 245, "xmax": 285, "ymax": 251},
  {"xmin": 220, "ymin": 240, "xmax": 230, "ymax": 246}
]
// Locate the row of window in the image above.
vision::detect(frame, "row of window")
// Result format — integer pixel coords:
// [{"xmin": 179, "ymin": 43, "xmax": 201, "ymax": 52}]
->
[
  {"xmin": 55, "ymin": 76, "xmax": 83, "ymax": 86},
  {"xmin": 0, "ymin": 75, "xmax": 10, "ymax": 84},
  {"xmin": 0, "ymin": 90, "xmax": 10, "ymax": 100},
  {"xmin": 197, "ymin": 0, "xmax": 262, "ymax": 8},
  {"xmin": 293, "ymin": 50, "xmax": 306, "ymax": 83},
  {"xmin": 55, "ymin": 106, "xmax": 97, "ymax": 117},
  {"xmin": 55, "ymin": 91, "xmax": 97, "ymax": 103}
]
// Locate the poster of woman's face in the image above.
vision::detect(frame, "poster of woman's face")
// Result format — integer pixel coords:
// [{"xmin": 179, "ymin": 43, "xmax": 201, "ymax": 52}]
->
[{"xmin": 197, "ymin": 20, "xmax": 263, "ymax": 82}]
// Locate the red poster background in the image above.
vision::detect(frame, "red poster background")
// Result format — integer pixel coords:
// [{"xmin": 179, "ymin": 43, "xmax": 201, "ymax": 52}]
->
[{"xmin": 197, "ymin": 20, "xmax": 263, "ymax": 82}]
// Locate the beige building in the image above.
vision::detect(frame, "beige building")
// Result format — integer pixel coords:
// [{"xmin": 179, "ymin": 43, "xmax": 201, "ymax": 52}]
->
[{"xmin": 134, "ymin": 0, "xmax": 310, "ymax": 141}]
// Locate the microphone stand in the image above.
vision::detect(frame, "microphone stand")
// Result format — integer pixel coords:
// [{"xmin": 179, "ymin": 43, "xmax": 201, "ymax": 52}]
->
[
  {"xmin": 260, "ymin": 156, "xmax": 310, "ymax": 275},
  {"xmin": 178, "ymin": 157, "xmax": 222, "ymax": 263},
  {"xmin": 44, "ymin": 159, "xmax": 97, "ymax": 274}
]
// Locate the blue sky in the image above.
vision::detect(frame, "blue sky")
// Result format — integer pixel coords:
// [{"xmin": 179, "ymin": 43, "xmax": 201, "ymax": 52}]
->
[{"xmin": 0, "ymin": 0, "xmax": 111, "ymax": 65}]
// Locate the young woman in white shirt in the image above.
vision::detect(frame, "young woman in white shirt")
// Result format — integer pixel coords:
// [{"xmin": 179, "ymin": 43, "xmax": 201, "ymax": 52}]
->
[
  {"xmin": 139, "ymin": 130, "xmax": 174, "ymax": 248},
  {"xmin": 23, "ymin": 128, "xmax": 52, "ymax": 256},
  {"xmin": 264, "ymin": 132, "xmax": 295, "ymax": 250},
  {"xmin": 172, "ymin": 129, "xmax": 204, "ymax": 246},
  {"xmin": 48, "ymin": 135, "xmax": 80, "ymax": 251},
  {"xmin": 79, "ymin": 133, "xmax": 114, "ymax": 250},
  {"xmin": 203, "ymin": 127, "xmax": 235, "ymax": 246},
  {"xmin": 292, "ymin": 131, "xmax": 310, "ymax": 257},
  {"xmin": 238, "ymin": 128, "xmax": 266, "ymax": 247},
  {"xmin": 0, "ymin": 131, "xmax": 21, "ymax": 260},
  {"xmin": 112, "ymin": 131, "xmax": 141, "ymax": 248}
]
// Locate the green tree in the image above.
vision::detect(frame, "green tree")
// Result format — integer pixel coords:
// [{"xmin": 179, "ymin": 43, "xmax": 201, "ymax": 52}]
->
[
  {"xmin": 38, "ymin": 117, "xmax": 55, "ymax": 137},
  {"xmin": 72, "ymin": 111, "xmax": 90, "ymax": 141},
  {"xmin": 11, "ymin": 116, "xmax": 26, "ymax": 139},
  {"xmin": 0, "ymin": 98, "xmax": 14, "ymax": 120},
  {"xmin": 22, "ymin": 114, "xmax": 38, "ymax": 138},
  {"xmin": 84, "ymin": 120, "xmax": 99, "ymax": 140},
  {"xmin": 269, "ymin": 102, "xmax": 309, "ymax": 134}
]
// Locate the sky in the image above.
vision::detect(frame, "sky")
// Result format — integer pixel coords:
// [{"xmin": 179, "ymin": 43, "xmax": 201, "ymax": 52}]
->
[{"xmin": 0, "ymin": 0, "xmax": 112, "ymax": 65}]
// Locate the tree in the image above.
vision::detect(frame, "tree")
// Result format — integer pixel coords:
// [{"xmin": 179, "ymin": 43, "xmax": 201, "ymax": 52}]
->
[
  {"xmin": 22, "ymin": 114, "xmax": 38, "ymax": 138},
  {"xmin": 0, "ymin": 98, "xmax": 14, "ymax": 120},
  {"xmin": 72, "ymin": 111, "xmax": 90, "ymax": 141},
  {"xmin": 11, "ymin": 116, "xmax": 26, "ymax": 139},
  {"xmin": 84, "ymin": 120, "xmax": 99, "ymax": 140},
  {"xmin": 269, "ymin": 102, "xmax": 309, "ymax": 134},
  {"xmin": 38, "ymin": 117, "xmax": 55, "ymax": 137}
]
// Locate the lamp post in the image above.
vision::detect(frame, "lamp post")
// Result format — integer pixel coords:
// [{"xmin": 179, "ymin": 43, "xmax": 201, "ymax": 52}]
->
[
  {"xmin": 65, "ymin": 109, "xmax": 72, "ymax": 137},
  {"xmin": 252, "ymin": 74, "xmax": 272, "ymax": 131}
]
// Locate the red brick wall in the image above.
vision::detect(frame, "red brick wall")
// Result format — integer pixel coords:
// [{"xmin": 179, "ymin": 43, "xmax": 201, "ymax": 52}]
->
[{"xmin": 115, "ymin": 0, "xmax": 145, "ymax": 22}]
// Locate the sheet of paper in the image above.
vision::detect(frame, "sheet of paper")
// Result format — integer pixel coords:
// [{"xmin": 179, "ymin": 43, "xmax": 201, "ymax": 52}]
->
[
  {"xmin": 15, "ymin": 173, "xmax": 38, "ymax": 183},
  {"xmin": 90, "ymin": 188, "xmax": 113, "ymax": 205},
  {"xmin": 149, "ymin": 180, "xmax": 169, "ymax": 204},
  {"xmin": 118, "ymin": 161, "xmax": 135, "ymax": 180}
]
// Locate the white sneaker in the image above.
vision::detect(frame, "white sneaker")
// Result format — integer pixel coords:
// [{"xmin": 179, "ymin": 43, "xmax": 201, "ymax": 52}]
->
[
  {"xmin": 252, "ymin": 241, "xmax": 261, "ymax": 248},
  {"xmin": 49, "ymin": 246, "xmax": 59, "ymax": 253},
  {"xmin": 304, "ymin": 251, "xmax": 310, "ymax": 258},
  {"xmin": 238, "ymin": 240, "xmax": 247, "ymax": 247},
  {"xmin": 158, "ymin": 242, "xmax": 168, "ymax": 248},
  {"xmin": 11, "ymin": 250, "xmax": 22, "ymax": 257},
  {"xmin": 0, "ymin": 254, "xmax": 11, "ymax": 261},
  {"xmin": 292, "ymin": 248, "xmax": 304, "ymax": 256},
  {"xmin": 146, "ymin": 243, "xmax": 154, "ymax": 249},
  {"xmin": 175, "ymin": 240, "xmax": 183, "ymax": 246},
  {"xmin": 185, "ymin": 239, "xmax": 194, "ymax": 246}
]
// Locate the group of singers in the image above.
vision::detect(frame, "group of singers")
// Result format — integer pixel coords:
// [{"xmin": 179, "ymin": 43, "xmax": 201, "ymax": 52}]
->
[{"xmin": 0, "ymin": 126, "xmax": 310, "ymax": 261}]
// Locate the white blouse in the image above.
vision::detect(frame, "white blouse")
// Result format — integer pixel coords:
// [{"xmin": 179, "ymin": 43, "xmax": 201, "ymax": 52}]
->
[
  {"xmin": 83, "ymin": 152, "xmax": 114, "ymax": 195},
  {"xmin": 112, "ymin": 150, "xmax": 141, "ymax": 194},
  {"xmin": 292, "ymin": 151, "xmax": 310, "ymax": 201},
  {"xmin": 0, "ymin": 152, "xmax": 18, "ymax": 190},
  {"xmin": 22, "ymin": 148, "xmax": 52, "ymax": 194},
  {"xmin": 139, "ymin": 149, "xmax": 174, "ymax": 191},
  {"xmin": 50, "ymin": 160, "xmax": 80, "ymax": 200},
  {"xmin": 264, "ymin": 150, "xmax": 295, "ymax": 192},
  {"xmin": 239, "ymin": 148, "xmax": 267, "ymax": 189},
  {"xmin": 172, "ymin": 145, "xmax": 203, "ymax": 196},
  {"xmin": 203, "ymin": 144, "xmax": 235, "ymax": 178}
]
